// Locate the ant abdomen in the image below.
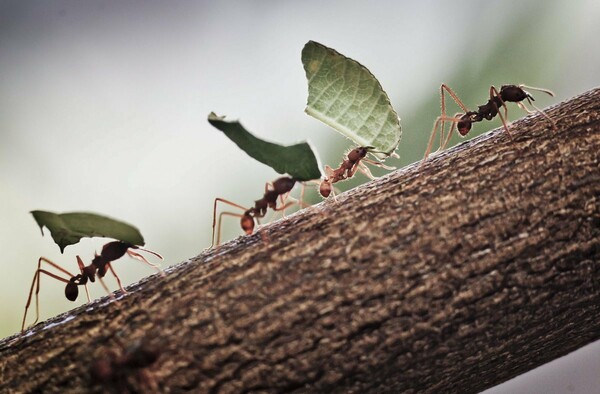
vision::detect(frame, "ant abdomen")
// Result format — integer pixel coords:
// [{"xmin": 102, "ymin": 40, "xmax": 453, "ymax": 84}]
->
[
  {"xmin": 241, "ymin": 214, "xmax": 255, "ymax": 234},
  {"xmin": 65, "ymin": 281, "xmax": 79, "ymax": 301},
  {"xmin": 319, "ymin": 181, "xmax": 332, "ymax": 198},
  {"xmin": 457, "ymin": 115, "xmax": 473, "ymax": 136}
]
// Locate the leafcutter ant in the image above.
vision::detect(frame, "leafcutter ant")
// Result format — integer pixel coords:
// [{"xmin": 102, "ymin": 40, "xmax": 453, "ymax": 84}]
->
[
  {"xmin": 91, "ymin": 336, "xmax": 160, "ymax": 393},
  {"xmin": 319, "ymin": 146, "xmax": 394, "ymax": 198},
  {"xmin": 22, "ymin": 241, "xmax": 163, "ymax": 332},
  {"xmin": 423, "ymin": 83, "xmax": 556, "ymax": 161},
  {"xmin": 212, "ymin": 176, "xmax": 302, "ymax": 246}
]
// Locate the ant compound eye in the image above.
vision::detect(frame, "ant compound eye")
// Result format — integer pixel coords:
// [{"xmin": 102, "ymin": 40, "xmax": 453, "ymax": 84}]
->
[
  {"xmin": 241, "ymin": 215, "xmax": 255, "ymax": 234},
  {"xmin": 65, "ymin": 282, "xmax": 79, "ymax": 301}
]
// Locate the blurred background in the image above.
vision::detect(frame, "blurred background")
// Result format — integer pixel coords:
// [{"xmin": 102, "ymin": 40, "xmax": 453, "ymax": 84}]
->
[{"xmin": 1, "ymin": 1, "xmax": 598, "ymax": 392}]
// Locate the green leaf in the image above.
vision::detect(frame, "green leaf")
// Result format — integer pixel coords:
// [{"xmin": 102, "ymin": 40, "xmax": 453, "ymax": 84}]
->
[
  {"xmin": 208, "ymin": 112, "xmax": 322, "ymax": 181},
  {"xmin": 31, "ymin": 211, "xmax": 145, "ymax": 253},
  {"xmin": 302, "ymin": 40, "xmax": 402, "ymax": 159}
]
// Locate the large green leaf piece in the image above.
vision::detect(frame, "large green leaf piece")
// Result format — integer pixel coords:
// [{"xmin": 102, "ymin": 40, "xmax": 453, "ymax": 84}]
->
[
  {"xmin": 208, "ymin": 112, "xmax": 321, "ymax": 181},
  {"xmin": 302, "ymin": 41, "xmax": 402, "ymax": 159},
  {"xmin": 31, "ymin": 211, "xmax": 145, "ymax": 253}
]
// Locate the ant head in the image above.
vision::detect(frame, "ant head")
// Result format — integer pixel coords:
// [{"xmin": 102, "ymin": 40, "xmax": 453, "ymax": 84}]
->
[
  {"xmin": 348, "ymin": 147, "xmax": 369, "ymax": 161},
  {"xmin": 500, "ymin": 85, "xmax": 531, "ymax": 103},
  {"xmin": 101, "ymin": 241, "xmax": 132, "ymax": 261},
  {"xmin": 241, "ymin": 213, "xmax": 255, "ymax": 234},
  {"xmin": 319, "ymin": 180, "xmax": 332, "ymax": 198},
  {"xmin": 65, "ymin": 280, "xmax": 79, "ymax": 301}
]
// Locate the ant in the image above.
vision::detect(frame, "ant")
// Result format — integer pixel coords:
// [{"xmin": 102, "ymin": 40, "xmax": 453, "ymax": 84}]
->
[
  {"xmin": 91, "ymin": 336, "xmax": 160, "ymax": 393},
  {"xmin": 212, "ymin": 176, "xmax": 301, "ymax": 246},
  {"xmin": 22, "ymin": 241, "xmax": 163, "ymax": 332},
  {"xmin": 423, "ymin": 83, "xmax": 556, "ymax": 161},
  {"xmin": 319, "ymin": 146, "xmax": 394, "ymax": 198}
]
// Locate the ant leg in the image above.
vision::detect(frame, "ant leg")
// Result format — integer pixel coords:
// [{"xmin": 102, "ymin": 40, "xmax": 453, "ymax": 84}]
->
[
  {"xmin": 423, "ymin": 116, "xmax": 445, "ymax": 163},
  {"xmin": 76, "ymin": 256, "xmax": 91, "ymax": 302},
  {"xmin": 298, "ymin": 182, "xmax": 309, "ymax": 208},
  {"xmin": 278, "ymin": 192, "xmax": 291, "ymax": 217},
  {"xmin": 217, "ymin": 211, "xmax": 246, "ymax": 246},
  {"xmin": 423, "ymin": 114, "xmax": 464, "ymax": 164},
  {"xmin": 517, "ymin": 102, "xmax": 534, "ymax": 114},
  {"xmin": 439, "ymin": 84, "xmax": 470, "ymax": 146},
  {"xmin": 106, "ymin": 263, "xmax": 126, "ymax": 294},
  {"xmin": 272, "ymin": 200, "xmax": 297, "ymax": 212},
  {"xmin": 490, "ymin": 86, "xmax": 512, "ymax": 137},
  {"xmin": 356, "ymin": 162, "xmax": 376, "ymax": 180},
  {"xmin": 440, "ymin": 112, "xmax": 466, "ymax": 150},
  {"xmin": 441, "ymin": 84, "xmax": 470, "ymax": 112},
  {"xmin": 362, "ymin": 157, "xmax": 395, "ymax": 171},
  {"xmin": 97, "ymin": 275, "xmax": 115, "ymax": 299},
  {"xmin": 521, "ymin": 99, "xmax": 557, "ymax": 129},
  {"xmin": 22, "ymin": 257, "xmax": 75, "ymax": 331},
  {"xmin": 212, "ymin": 198, "xmax": 249, "ymax": 247}
]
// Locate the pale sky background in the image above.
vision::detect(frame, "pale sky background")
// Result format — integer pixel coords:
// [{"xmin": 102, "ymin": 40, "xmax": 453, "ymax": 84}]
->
[{"xmin": 1, "ymin": 1, "xmax": 599, "ymax": 392}]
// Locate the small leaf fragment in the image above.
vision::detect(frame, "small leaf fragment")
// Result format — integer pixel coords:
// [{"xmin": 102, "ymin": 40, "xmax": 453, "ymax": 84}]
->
[
  {"xmin": 302, "ymin": 40, "xmax": 402, "ymax": 159},
  {"xmin": 31, "ymin": 211, "xmax": 145, "ymax": 253},
  {"xmin": 208, "ymin": 112, "xmax": 322, "ymax": 181}
]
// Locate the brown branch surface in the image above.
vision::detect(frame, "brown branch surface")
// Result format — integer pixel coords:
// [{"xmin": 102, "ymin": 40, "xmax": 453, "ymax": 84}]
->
[{"xmin": 1, "ymin": 88, "xmax": 599, "ymax": 394}]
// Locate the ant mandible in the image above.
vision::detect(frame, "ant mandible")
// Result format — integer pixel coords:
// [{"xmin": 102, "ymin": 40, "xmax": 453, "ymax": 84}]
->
[
  {"xmin": 211, "ymin": 176, "xmax": 301, "ymax": 246},
  {"xmin": 423, "ymin": 83, "xmax": 556, "ymax": 161},
  {"xmin": 22, "ymin": 241, "xmax": 163, "ymax": 332},
  {"xmin": 319, "ymin": 146, "xmax": 394, "ymax": 198}
]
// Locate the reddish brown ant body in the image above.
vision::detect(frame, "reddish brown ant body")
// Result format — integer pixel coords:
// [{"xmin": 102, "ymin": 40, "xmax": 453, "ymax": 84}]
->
[
  {"xmin": 22, "ymin": 241, "xmax": 163, "ymax": 331},
  {"xmin": 319, "ymin": 146, "xmax": 394, "ymax": 198},
  {"xmin": 91, "ymin": 336, "xmax": 160, "ymax": 393},
  {"xmin": 212, "ymin": 176, "xmax": 299, "ymax": 246},
  {"xmin": 423, "ymin": 84, "xmax": 555, "ymax": 161}
]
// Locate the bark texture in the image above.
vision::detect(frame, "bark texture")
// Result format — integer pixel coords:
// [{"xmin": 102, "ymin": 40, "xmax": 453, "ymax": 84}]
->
[{"xmin": 1, "ymin": 88, "xmax": 599, "ymax": 394}]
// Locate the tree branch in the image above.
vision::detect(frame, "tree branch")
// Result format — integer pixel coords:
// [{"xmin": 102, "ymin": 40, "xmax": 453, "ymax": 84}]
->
[{"xmin": 1, "ymin": 87, "xmax": 599, "ymax": 393}]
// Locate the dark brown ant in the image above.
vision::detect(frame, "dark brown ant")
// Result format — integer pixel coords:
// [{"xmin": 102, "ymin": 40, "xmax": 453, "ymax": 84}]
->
[
  {"xmin": 91, "ymin": 336, "xmax": 160, "ymax": 393},
  {"xmin": 319, "ymin": 146, "xmax": 394, "ymax": 198},
  {"xmin": 22, "ymin": 241, "xmax": 163, "ymax": 332},
  {"xmin": 212, "ymin": 176, "xmax": 301, "ymax": 246},
  {"xmin": 423, "ymin": 84, "xmax": 555, "ymax": 161}
]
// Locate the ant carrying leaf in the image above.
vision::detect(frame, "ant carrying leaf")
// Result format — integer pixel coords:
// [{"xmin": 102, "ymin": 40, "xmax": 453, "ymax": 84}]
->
[
  {"xmin": 302, "ymin": 40, "xmax": 402, "ymax": 197},
  {"xmin": 208, "ymin": 113, "xmax": 322, "ymax": 246},
  {"xmin": 22, "ymin": 211, "xmax": 163, "ymax": 332}
]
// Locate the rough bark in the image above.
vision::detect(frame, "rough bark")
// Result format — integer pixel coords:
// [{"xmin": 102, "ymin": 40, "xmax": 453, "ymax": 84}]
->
[{"xmin": 1, "ymin": 87, "xmax": 599, "ymax": 394}]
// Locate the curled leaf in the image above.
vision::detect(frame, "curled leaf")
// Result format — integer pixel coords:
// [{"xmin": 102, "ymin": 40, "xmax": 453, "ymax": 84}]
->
[
  {"xmin": 208, "ymin": 112, "xmax": 322, "ymax": 181},
  {"xmin": 31, "ymin": 211, "xmax": 145, "ymax": 253},
  {"xmin": 302, "ymin": 40, "xmax": 402, "ymax": 159}
]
